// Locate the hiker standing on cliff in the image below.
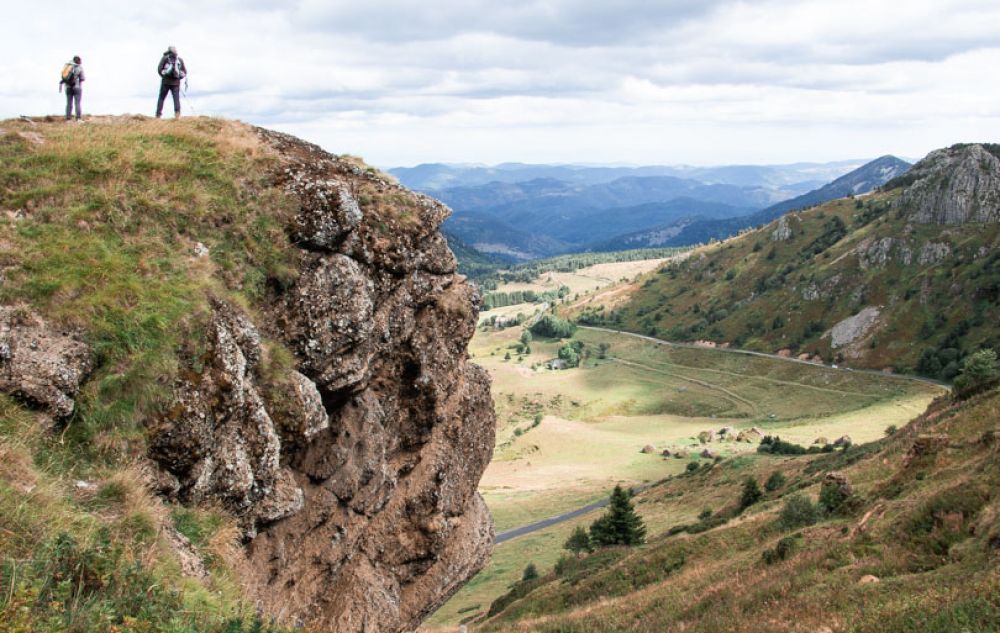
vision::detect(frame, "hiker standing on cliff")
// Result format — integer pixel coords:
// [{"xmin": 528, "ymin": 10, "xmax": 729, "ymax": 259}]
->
[
  {"xmin": 156, "ymin": 46, "xmax": 187, "ymax": 119},
  {"xmin": 59, "ymin": 56, "xmax": 85, "ymax": 121}
]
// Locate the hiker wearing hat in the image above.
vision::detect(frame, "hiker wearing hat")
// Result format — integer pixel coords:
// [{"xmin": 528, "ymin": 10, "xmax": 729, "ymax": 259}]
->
[
  {"xmin": 59, "ymin": 56, "xmax": 85, "ymax": 121},
  {"xmin": 156, "ymin": 46, "xmax": 187, "ymax": 118}
]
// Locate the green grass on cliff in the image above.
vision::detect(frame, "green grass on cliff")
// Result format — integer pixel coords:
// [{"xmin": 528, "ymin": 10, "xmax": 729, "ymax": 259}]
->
[
  {"xmin": 0, "ymin": 117, "xmax": 304, "ymax": 633},
  {"xmin": 1, "ymin": 117, "xmax": 300, "ymax": 464}
]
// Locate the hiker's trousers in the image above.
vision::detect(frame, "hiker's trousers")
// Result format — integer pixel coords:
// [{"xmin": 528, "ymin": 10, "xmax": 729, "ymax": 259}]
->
[
  {"xmin": 157, "ymin": 83, "xmax": 181, "ymax": 117},
  {"xmin": 65, "ymin": 87, "xmax": 82, "ymax": 120}
]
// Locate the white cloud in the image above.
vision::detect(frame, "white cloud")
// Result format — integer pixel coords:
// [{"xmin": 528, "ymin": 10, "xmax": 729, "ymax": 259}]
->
[{"xmin": 0, "ymin": 0, "xmax": 997, "ymax": 166}]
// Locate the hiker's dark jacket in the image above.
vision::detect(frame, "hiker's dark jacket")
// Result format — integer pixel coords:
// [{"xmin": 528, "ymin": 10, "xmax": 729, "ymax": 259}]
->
[{"xmin": 157, "ymin": 53, "xmax": 187, "ymax": 86}]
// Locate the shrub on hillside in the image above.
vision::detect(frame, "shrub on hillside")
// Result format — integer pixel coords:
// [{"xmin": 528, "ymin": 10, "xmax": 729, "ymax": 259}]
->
[
  {"xmin": 529, "ymin": 314, "xmax": 577, "ymax": 339},
  {"xmin": 564, "ymin": 526, "xmax": 592, "ymax": 555},
  {"xmin": 762, "ymin": 534, "xmax": 801, "ymax": 565},
  {"xmin": 953, "ymin": 349, "xmax": 999, "ymax": 399},
  {"xmin": 739, "ymin": 477, "xmax": 764, "ymax": 511},
  {"xmin": 522, "ymin": 563, "xmax": 539, "ymax": 581},
  {"xmin": 758, "ymin": 435, "xmax": 828, "ymax": 455},
  {"xmin": 779, "ymin": 494, "xmax": 820, "ymax": 529},
  {"xmin": 765, "ymin": 471, "xmax": 787, "ymax": 492},
  {"xmin": 905, "ymin": 485, "xmax": 990, "ymax": 556}
]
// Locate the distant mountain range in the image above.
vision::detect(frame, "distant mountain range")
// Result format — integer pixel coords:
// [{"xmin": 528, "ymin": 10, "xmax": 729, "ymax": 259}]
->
[
  {"xmin": 600, "ymin": 156, "xmax": 912, "ymax": 250},
  {"xmin": 391, "ymin": 160, "xmax": 867, "ymax": 193},
  {"xmin": 391, "ymin": 157, "xmax": 910, "ymax": 261}
]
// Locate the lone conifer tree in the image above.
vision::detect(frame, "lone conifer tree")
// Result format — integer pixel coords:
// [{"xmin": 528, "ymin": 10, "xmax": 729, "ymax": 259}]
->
[
  {"xmin": 589, "ymin": 485, "xmax": 646, "ymax": 546},
  {"xmin": 564, "ymin": 525, "xmax": 592, "ymax": 554}
]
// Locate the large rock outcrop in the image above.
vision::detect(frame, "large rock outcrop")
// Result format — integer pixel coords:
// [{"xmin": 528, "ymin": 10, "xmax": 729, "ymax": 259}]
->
[
  {"xmin": 894, "ymin": 143, "xmax": 1000, "ymax": 224},
  {"xmin": 0, "ymin": 307, "xmax": 93, "ymax": 418},
  {"xmin": 148, "ymin": 130, "xmax": 496, "ymax": 632}
]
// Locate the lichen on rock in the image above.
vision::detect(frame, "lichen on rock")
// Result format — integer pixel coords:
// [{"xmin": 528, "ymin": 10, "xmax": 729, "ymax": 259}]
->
[
  {"xmin": 145, "ymin": 128, "xmax": 495, "ymax": 632},
  {"xmin": 0, "ymin": 306, "xmax": 93, "ymax": 418}
]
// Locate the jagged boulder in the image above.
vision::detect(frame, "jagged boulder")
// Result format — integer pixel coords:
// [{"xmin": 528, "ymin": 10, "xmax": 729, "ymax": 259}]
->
[
  {"xmin": 148, "ymin": 299, "xmax": 299, "ymax": 531},
  {"xmin": 0, "ymin": 307, "xmax": 93, "ymax": 418},
  {"xmin": 824, "ymin": 472, "xmax": 853, "ymax": 496}
]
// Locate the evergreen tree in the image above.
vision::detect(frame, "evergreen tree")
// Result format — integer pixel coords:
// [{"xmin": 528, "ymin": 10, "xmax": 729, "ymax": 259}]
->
[
  {"xmin": 589, "ymin": 485, "xmax": 646, "ymax": 547},
  {"xmin": 740, "ymin": 476, "xmax": 763, "ymax": 511},
  {"xmin": 563, "ymin": 525, "xmax": 592, "ymax": 555},
  {"xmin": 521, "ymin": 563, "xmax": 539, "ymax": 581}
]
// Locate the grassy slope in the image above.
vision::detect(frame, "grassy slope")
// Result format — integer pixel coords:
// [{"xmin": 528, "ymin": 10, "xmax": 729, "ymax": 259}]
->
[
  {"xmin": 0, "ymin": 116, "xmax": 414, "ymax": 633},
  {"xmin": 427, "ymin": 324, "xmax": 943, "ymax": 629},
  {"xmin": 591, "ymin": 194, "xmax": 999, "ymax": 376},
  {"xmin": 477, "ymin": 386, "xmax": 1000, "ymax": 632}
]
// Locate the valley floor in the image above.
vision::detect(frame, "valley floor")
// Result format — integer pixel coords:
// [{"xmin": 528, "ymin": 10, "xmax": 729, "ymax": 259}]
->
[{"xmin": 424, "ymin": 324, "xmax": 943, "ymax": 629}]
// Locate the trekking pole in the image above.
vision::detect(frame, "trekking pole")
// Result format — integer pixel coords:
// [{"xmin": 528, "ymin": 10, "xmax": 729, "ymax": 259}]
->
[{"xmin": 182, "ymin": 79, "xmax": 197, "ymax": 115}]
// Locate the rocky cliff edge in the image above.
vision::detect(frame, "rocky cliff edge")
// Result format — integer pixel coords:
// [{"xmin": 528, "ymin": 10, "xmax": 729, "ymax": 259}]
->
[{"xmin": 0, "ymin": 117, "xmax": 495, "ymax": 632}]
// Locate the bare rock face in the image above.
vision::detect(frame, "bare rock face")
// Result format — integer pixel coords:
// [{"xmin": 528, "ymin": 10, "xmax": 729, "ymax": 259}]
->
[
  {"xmin": 771, "ymin": 215, "xmax": 793, "ymax": 241},
  {"xmin": 148, "ymin": 299, "xmax": 303, "ymax": 531},
  {"xmin": 0, "ymin": 307, "xmax": 93, "ymax": 418},
  {"xmin": 148, "ymin": 129, "xmax": 496, "ymax": 633},
  {"xmin": 828, "ymin": 306, "xmax": 881, "ymax": 349},
  {"xmin": 895, "ymin": 144, "xmax": 1000, "ymax": 224}
]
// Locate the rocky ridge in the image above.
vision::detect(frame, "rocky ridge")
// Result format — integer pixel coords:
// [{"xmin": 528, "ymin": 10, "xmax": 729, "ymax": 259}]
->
[{"xmin": 892, "ymin": 143, "xmax": 1000, "ymax": 225}]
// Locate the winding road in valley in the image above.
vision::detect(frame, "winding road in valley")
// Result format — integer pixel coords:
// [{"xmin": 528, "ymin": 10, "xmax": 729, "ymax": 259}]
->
[{"xmin": 493, "ymin": 327, "xmax": 948, "ymax": 544}]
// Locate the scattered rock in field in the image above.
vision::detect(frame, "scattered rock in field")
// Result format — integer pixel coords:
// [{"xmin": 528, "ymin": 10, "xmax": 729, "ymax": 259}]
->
[
  {"xmin": 698, "ymin": 431, "xmax": 713, "ymax": 444},
  {"xmin": 661, "ymin": 448, "xmax": 672, "ymax": 457},
  {"xmin": 833, "ymin": 435, "xmax": 852, "ymax": 447},
  {"xmin": 823, "ymin": 472, "xmax": 854, "ymax": 499},
  {"xmin": 641, "ymin": 444, "xmax": 656, "ymax": 454},
  {"xmin": 700, "ymin": 449, "xmax": 717, "ymax": 459},
  {"xmin": 858, "ymin": 574, "xmax": 880, "ymax": 585},
  {"xmin": 736, "ymin": 428, "xmax": 764, "ymax": 443},
  {"xmin": 902, "ymin": 434, "xmax": 949, "ymax": 467},
  {"xmin": 0, "ymin": 306, "xmax": 94, "ymax": 418},
  {"xmin": 814, "ymin": 436, "xmax": 829, "ymax": 445},
  {"xmin": 674, "ymin": 450, "xmax": 689, "ymax": 459},
  {"xmin": 192, "ymin": 241, "xmax": 210, "ymax": 258},
  {"xmin": 18, "ymin": 131, "xmax": 45, "ymax": 145}
]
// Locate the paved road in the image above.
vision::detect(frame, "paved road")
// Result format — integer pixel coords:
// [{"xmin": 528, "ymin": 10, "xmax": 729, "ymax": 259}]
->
[
  {"xmin": 496, "ymin": 485, "xmax": 650, "ymax": 544},
  {"xmin": 495, "ymin": 498, "xmax": 610, "ymax": 544},
  {"xmin": 493, "ymin": 328, "xmax": 948, "ymax": 544}
]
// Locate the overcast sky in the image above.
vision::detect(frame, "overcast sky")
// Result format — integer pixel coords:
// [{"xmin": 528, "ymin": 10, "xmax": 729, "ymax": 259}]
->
[{"xmin": 2, "ymin": 1, "xmax": 998, "ymax": 167}]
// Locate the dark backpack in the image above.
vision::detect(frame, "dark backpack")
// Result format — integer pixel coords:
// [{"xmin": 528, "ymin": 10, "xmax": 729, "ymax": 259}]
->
[{"xmin": 161, "ymin": 57, "xmax": 186, "ymax": 80}]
